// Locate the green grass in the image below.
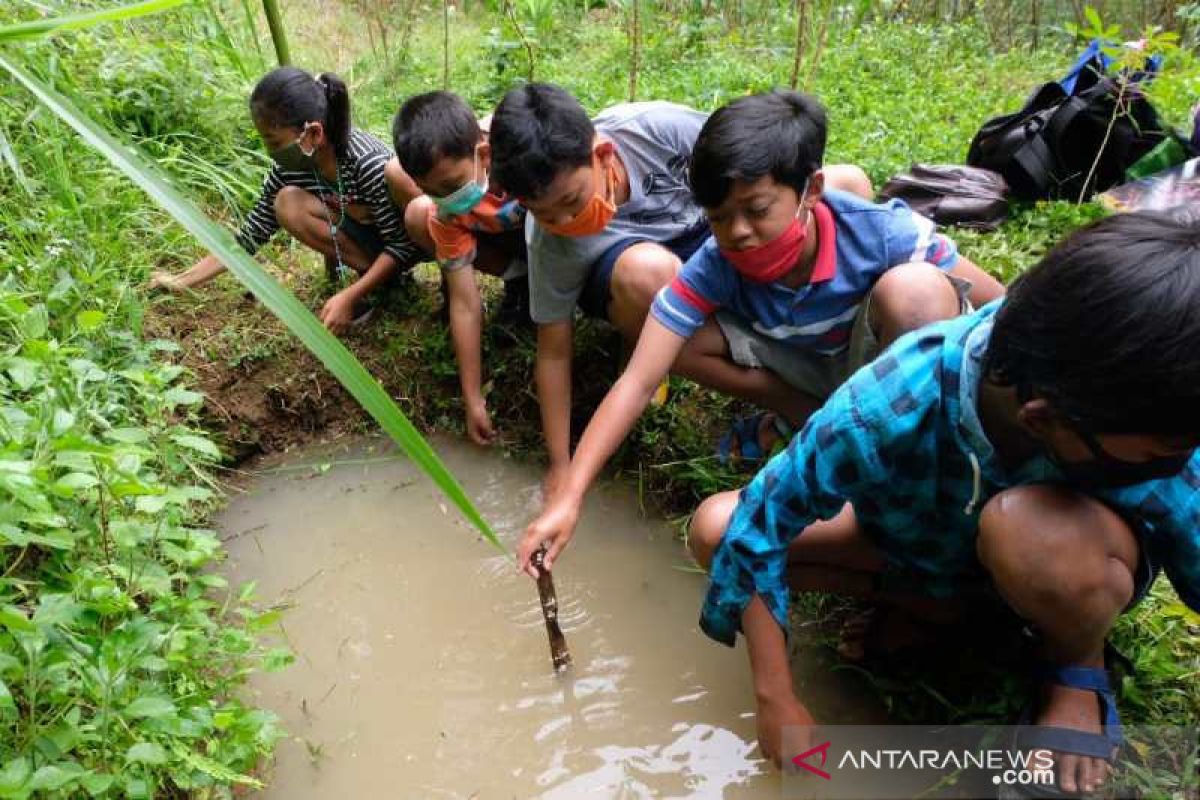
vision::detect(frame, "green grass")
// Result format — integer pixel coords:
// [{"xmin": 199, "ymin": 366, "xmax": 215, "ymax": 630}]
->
[{"xmin": 0, "ymin": 0, "xmax": 1198, "ymax": 795}]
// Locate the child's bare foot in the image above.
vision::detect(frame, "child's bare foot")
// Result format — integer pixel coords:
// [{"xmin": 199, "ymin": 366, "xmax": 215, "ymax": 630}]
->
[
  {"xmin": 836, "ymin": 606, "xmax": 932, "ymax": 662},
  {"xmin": 1033, "ymin": 679, "xmax": 1113, "ymax": 794}
]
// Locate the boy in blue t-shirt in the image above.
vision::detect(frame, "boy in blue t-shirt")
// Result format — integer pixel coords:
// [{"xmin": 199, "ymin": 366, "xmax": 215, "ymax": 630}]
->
[
  {"xmin": 518, "ymin": 90, "xmax": 1002, "ymax": 576},
  {"xmin": 690, "ymin": 211, "xmax": 1200, "ymax": 793},
  {"xmin": 489, "ymin": 84, "xmax": 877, "ymax": 499}
]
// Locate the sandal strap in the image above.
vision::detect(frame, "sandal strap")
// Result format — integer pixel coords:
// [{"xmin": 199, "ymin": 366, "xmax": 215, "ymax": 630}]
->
[
  {"xmin": 1032, "ymin": 662, "xmax": 1124, "ymax": 751},
  {"xmin": 770, "ymin": 414, "xmax": 796, "ymax": 441},
  {"xmin": 1039, "ymin": 663, "xmax": 1111, "ymax": 694},
  {"xmin": 1016, "ymin": 725, "xmax": 1118, "ymax": 761},
  {"xmin": 718, "ymin": 413, "xmax": 769, "ymax": 464}
]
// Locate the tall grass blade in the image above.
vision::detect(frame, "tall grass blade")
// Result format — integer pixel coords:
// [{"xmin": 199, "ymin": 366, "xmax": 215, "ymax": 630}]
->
[
  {"xmin": 0, "ymin": 53, "xmax": 504, "ymax": 554},
  {"xmin": 0, "ymin": 0, "xmax": 190, "ymax": 42}
]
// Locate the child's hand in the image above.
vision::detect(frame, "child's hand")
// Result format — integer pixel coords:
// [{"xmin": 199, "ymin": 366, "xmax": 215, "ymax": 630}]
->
[
  {"xmin": 148, "ymin": 270, "xmax": 188, "ymax": 293},
  {"xmin": 756, "ymin": 690, "xmax": 816, "ymax": 769},
  {"xmin": 319, "ymin": 290, "xmax": 356, "ymax": 335},
  {"xmin": 518, "ymin": 497, "xmax": 580, "ymax": 579},
  {"xmin": 465, "ymin": 399, "xmax": 496, "ymax": 446}
]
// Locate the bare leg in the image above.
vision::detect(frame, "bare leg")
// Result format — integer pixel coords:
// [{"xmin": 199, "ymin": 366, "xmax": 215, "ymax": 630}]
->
[
  {"xmin": 673, "ymin": 320, "xmax": 821, "ymax": 428},
  {"xmin": 978, "ymin": 485, "xmax": 1137, "ymax": 795},
  {"xmin": 689, "ymin": 493, "xmax": 962, "ymax": 655},
  {"xmin": 274, "ymin": 186, "xmax": 375, "ymax": 275},
  {"xmin": 868, "ymin": 261, "xmax": 964, "ymax": 347},
  {"xmin": 824, "ymin": 164, "xmax": 874, "ymax": 200},
  {"xmin": 606, "ymin": 241, "xmax": 680, "ymax": 343},
  {"xmin": 403, "ymin": 194, "xmax": 436, "ymax": 255}
]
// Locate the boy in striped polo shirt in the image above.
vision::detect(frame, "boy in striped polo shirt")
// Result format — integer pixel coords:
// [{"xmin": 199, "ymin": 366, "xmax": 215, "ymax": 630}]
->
[{"xmin": 517, "ymin": 90, "xmax": 1003, "ymax": 577}]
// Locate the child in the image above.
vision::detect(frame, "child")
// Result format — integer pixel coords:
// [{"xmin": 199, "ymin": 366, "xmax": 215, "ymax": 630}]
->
[
  {"xmin": 688, "ymin": 211, "xmax": 1200, "ymax": 794},
  {"xmin": 149, "ymin": 66, "xmax": 424, "ymax": 335},
  {"xmin": 391, "ymin": 91, "xmax": 529, "ymax": 445},
  {"xmin": 489, "ymin": 83, "xmax": 711, "ymax": 498},
  {"xmin": 518, "ymin": 90, "xmax": 1003, "ymax": 574},
  {"xmin": 490, "ymin": 83, "xmax": 877, "ymax": 497}
]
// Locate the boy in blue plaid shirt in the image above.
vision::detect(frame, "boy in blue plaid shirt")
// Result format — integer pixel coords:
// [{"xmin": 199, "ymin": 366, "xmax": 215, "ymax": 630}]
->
[{"xmin": 689, "ymin": 211, "xmax": 1200, "ymax": 793}]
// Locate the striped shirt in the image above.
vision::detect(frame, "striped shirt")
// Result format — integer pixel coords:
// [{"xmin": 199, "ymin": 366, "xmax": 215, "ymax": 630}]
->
[
  {"xmin": 236, "ymin": 128, "xmax": 416, "ymax": 263},
  {"xmin": 651, "ymin": 190, "xmax": 959, "ymax": 356}
]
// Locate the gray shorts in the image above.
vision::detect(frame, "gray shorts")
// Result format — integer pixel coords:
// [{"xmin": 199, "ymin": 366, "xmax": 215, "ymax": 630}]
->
[{"xmin": 715, "ymin": 270, "xmax": 973, "ymax": 400}]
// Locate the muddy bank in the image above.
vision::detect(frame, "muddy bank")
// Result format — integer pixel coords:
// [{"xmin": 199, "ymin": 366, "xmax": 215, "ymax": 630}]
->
[{"xmin": 145, "ymin": 257, "xmax": 736, "ymax": 513}]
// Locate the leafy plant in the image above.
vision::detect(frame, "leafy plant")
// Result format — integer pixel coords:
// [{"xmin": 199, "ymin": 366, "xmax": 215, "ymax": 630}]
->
[{"xmin": 1, "ymin": 3, "xmax": 502, "ymax": 553}]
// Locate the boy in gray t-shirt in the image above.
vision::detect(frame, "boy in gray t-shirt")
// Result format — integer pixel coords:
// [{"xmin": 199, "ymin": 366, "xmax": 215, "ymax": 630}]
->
[
  {"xmin": 490, "ymin": 84, "xmax": 712, "ymax": 497},
  {"xmin": 490, "ymin": 83, "xmax": 876, "ymax": 499}
]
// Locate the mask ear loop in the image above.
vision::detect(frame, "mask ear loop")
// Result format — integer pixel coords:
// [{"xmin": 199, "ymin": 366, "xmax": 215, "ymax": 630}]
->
[
  {"xmin": 596, "ymin": 149, "xmax": 619, "ymax": 209},
  {"xmin": 474, "ymin": 143, "xmax": 488, "ymax": 190},
  {"xmin": 794, "ymin": 178, "xmax": 812, "ymax": 224}
]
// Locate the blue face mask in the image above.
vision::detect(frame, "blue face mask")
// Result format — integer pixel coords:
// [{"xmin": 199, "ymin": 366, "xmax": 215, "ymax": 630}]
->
[{"xmin": 431, "ymin": 146, "xmax": 487, "ymax": 216}]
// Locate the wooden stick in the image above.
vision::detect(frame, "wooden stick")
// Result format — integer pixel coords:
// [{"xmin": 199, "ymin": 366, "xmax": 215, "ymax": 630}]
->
[{"xmin": 533, "ymin": 548, "xmax": 571, "ymax": 672}]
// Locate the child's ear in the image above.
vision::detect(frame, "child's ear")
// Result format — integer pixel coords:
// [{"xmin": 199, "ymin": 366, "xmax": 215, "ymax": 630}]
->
[
  {"xmin": 306, "ymin": 121, "xmax": 327, "ymax": 151},
  {"xmin": 1016, "ymin": 398, "xmax": 1058, "ymax": 441},
  {"xmin": 477, "ymin": 140, "xmax": 492, "ymax": 171},
  {"xmin": 804, "ymin": 170, "xmax": 825, "ymax": 208},
  {"xmin": 594, "ymin": 139, "xmax": 616, "ymax": 161}
]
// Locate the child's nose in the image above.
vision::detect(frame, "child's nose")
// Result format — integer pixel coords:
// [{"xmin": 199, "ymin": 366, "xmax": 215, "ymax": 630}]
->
[{"xmin": 728, "ymin": 215, "xmax": 755, "ymax": 246}]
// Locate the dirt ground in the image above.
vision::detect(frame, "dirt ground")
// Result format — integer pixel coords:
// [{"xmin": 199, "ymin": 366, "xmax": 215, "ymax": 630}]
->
[{"xmin": 144, "ymin": 253, "xmax": 621, "ymax": 465}]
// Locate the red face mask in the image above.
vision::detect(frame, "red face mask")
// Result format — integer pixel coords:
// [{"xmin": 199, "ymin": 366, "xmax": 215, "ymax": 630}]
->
[{"xmin": 720, "ymin": 206, "xmax": 811, "ymax": 284}]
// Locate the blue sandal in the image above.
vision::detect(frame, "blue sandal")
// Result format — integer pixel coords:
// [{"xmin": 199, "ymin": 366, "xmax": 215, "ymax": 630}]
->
[
  {"xmin": 717, "ymin": 412, "xmax": 794, "ymax": 466},
  {"xmin": 1006, "ymin": 658, "xmax": 1125, "ymax": 798}
]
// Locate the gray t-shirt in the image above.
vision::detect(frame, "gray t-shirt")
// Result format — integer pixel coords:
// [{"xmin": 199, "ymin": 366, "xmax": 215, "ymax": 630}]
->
[{"xmin": 527, "ymin": 101, "xmax": 709, "ymax": 324}]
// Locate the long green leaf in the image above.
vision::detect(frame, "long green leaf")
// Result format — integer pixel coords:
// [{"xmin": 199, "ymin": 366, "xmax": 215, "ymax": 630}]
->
[
  {"xmin": 0, "ymin": 0, "xmax": 190, "ymax": 42},
  {"xmin": 0, "ymin": 54, "xmax": 505, "ymax": 554}
]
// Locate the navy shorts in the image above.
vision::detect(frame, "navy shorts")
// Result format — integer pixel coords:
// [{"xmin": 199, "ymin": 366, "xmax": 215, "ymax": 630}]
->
[
  {"xmin": 577, "ymin": 221, "xmax": 712, "ymax": 320},
  {"xmin": 339, "ymin": 216, "xmax": 430, "ymax": 273}
]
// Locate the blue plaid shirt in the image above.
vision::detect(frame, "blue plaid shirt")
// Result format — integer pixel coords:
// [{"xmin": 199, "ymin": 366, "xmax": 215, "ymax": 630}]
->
[{"xmin": 701, "ymin": 301, "xmax": 1200, "ymax": 646}]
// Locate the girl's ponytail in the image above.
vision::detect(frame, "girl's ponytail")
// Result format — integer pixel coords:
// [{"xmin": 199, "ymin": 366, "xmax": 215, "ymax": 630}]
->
[{"xmin": 317, "ymin": 73, "xmax": 351, "ymax": 157}]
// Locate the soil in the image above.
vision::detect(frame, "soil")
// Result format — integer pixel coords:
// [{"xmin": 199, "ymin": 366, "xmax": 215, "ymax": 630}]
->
[{"xmin": 143, "ymin": 254, "xmax": 625, "ymax": 466}]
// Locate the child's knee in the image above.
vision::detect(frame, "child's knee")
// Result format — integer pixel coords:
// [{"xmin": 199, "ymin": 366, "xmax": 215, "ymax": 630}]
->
[
  {"xmin": 611, "ymin": 243, "xmax": 679, "ymax": 310},
  {"xmin": 869, "ymin": 262, "xmax": 961, "ymax": 335},
  {"xmin": 404, "ymin": 195, "xmax": 435, "ymax": 250},
  {"xmin": 825, "ymin": 164, "xmax": 873, "ymax": 200},
  {"xmin": 977, "ymin": 486, "xmax": 1137, "ymax": 617},
  {"xmin": 273, "ymin": 185, "xmax": 310, "ymax": 226},
  {"xmin": 687, "ymin": 490, "xmax": 739, "ymax": 569}
]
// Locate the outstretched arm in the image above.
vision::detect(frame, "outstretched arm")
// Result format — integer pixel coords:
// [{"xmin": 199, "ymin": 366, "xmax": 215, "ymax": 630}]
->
[
  {"xmin": 149, "ymin": 253, "xmax": 226, "ymax": 292},
  {"xmin": 518, "ymin": 317, "xmax": 686, "ymax": 576}
]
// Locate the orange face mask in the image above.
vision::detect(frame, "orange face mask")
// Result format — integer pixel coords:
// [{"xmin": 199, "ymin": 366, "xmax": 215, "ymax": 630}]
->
[{"xmin": 541, "ymin": 153, "xmax": 618, "ymax": 238}]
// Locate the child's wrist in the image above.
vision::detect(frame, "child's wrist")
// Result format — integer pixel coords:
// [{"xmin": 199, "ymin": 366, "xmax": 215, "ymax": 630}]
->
[{"xmin": 754, "ymin": 678, "xmax": 795, "ymax": 706}]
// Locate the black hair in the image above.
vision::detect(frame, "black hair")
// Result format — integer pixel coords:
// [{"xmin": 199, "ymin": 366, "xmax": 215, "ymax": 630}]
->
[
  {"xmin": 689, "ymin": 90, "xmax": 826, "ymax": 208},
  {"xmin": 392, "ymin": 91, "xmax": 481, "ymax": 178},
  {"xmin": 985, "ymin": 210, "xmax": 1200, "ymax": 438},
  {"xmin": 489, "ymin": 82, "xmax": 595, "ymax": 200},
  {"xmin": 249, "ymin": 66, "xmax": 352, "ymax": 157}
]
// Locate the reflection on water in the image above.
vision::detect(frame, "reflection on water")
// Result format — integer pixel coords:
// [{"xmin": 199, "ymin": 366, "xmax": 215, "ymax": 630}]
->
[{"xmin": 220, "ymin": 438, "xmax": 875, "ymax": 798}]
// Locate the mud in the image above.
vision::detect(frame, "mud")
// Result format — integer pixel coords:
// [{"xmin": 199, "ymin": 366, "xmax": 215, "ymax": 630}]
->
[{"xmin": 218, "ymin": 437, "xmax": 880, "ymax": 798}]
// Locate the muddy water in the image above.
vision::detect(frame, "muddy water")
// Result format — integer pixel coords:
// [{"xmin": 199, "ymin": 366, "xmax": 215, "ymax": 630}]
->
[{"xmin": 220, "ymin": 438, "xmax": 878, "ymax": 799}]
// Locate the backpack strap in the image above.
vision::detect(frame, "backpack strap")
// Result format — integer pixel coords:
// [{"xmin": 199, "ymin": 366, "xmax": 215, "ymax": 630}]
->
[{"xmin": 1013, "ymin": 97, "xmax": 1093, "ymax": 198}]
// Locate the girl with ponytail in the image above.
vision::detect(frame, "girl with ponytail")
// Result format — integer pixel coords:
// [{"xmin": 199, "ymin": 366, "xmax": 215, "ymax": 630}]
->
[{"xmin": 151, "ymin": 66, "xmax": 425, "ymax": 334}]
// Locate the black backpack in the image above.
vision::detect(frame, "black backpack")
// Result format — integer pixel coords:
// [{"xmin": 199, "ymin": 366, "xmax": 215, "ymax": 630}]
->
[{"xmin": 967, "ymin": 63, "xmax": 1171, "ymax": 201}]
